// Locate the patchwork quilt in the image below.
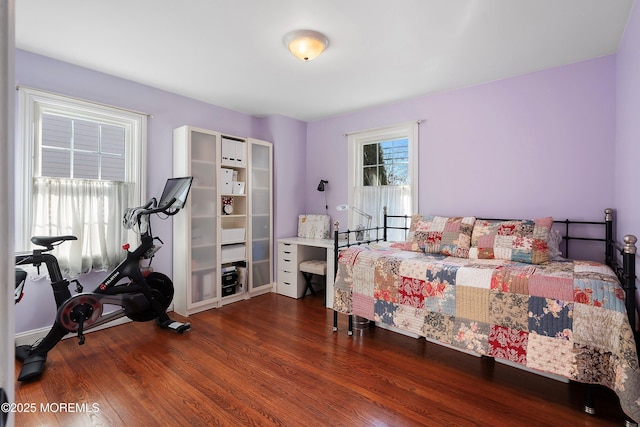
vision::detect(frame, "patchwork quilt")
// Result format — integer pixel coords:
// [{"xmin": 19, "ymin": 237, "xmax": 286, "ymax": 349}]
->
[{"xmin": 333, "ymin": 243, "xmax": 640, "ymax": 422}]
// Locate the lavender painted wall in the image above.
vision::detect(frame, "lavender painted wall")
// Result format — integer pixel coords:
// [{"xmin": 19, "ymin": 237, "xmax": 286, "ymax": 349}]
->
[
  {"xmin": 255, "ymin": 115, "xmax": 308, "ymax": 240},
  {"xmin": 307, "ymin": 56, "xmax": 617, "ymax": 234},
  {"xmin": 615, "ymin": 2, "xmax": 640, "ymax": 305}
]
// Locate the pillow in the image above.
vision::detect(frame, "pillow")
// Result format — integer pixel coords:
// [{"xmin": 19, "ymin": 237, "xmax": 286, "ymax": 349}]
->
[
  {"xmin": 410, "ymin": 216, "xmax": 476, "ymax": 258},
  {"xmin": 548, "ymin": 228, "xmax": 564, "ymax": 260},
  {"xmin": 406, "ymin": 214, "xmax": 429, "ymax": 242},
  {"xmin": 469, "ymin": 217, "xmax": 553, "ymax": 264}
]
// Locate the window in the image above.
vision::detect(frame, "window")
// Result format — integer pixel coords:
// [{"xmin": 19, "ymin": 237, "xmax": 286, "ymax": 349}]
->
[
  {"xmin": 362, "ymin": 138, "xmax": 409, "ymax": 186},
  {"xmin": 347, "ymin": 121, "xmax": 418, "ymax": 240},
  {"xmin": 40, "ymin": 113, "xmax": 126, "ymax": 180},
  {"xmin": 17, "ymin": 87, "xmax": 147, "ymax": 275}
]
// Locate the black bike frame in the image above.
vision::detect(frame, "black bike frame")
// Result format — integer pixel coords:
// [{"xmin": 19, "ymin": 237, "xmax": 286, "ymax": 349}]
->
[{"xmin": 16, "ymin": 206, "xmax": 172, "ymax": 356}]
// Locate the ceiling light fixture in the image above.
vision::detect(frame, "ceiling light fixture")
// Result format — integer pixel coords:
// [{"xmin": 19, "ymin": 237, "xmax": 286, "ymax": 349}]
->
[{"xmin": 283, "ymin": 29, "xmax": 329, "ymax": 62}]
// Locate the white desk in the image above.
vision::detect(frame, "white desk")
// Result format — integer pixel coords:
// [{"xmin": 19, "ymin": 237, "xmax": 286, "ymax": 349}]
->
[{"xmin": 277, "ymin": 237, "xmax": 335, "ymax": 308}]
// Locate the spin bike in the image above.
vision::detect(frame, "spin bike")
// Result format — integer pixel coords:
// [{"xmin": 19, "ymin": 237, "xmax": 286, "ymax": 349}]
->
[{"xmin": 14, "ymin": 178, "xmax": 193, "ymax": 381}]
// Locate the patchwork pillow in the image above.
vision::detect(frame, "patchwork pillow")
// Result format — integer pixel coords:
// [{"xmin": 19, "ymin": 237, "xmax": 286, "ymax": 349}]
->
[
  {"xmin": 409, "ymin": 215, "xmax": 476, "ymax": 258},
  {"xmin": 469, "ymin": 217, "xmax": 553, "ymax": 264},
  {"xmin": 548, "ymin": 228, "xmax": 564, "ymax": 260}
]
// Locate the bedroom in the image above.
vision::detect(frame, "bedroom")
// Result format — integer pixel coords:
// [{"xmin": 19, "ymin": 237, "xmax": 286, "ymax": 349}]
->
[{"xmin": 1, "ymin": 0, "xmax": 640, "ymax": 425}]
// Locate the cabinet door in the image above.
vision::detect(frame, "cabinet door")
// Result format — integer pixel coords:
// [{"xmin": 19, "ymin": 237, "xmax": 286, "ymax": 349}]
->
[
  {"xmin": 189, "ymin": 130, "xmax": 219, "ymax": 305},
  {"xmin": 248, "ymin": 139, "xmax": 273, "ymax": 292},
  {"xmin": 173, "ymin": 126, "xmax": 221, "ymax": 316}
]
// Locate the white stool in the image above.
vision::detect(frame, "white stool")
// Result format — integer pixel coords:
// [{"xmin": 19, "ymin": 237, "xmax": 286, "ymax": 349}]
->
[{"xmin": 299, "ymin": 259, "xmax": 327, "ymax": 300}]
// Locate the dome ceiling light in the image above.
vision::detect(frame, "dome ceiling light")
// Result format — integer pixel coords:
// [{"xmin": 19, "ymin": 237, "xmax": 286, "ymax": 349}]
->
[{"xmin": 283, "ymin": 29, "xmax": 329, "ymax": 62}]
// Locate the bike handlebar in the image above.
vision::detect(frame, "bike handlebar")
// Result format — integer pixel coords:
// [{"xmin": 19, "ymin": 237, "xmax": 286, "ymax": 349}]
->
[{"xmin": 135, "ymin": 197, "xmax": 181, "ymax": 217}]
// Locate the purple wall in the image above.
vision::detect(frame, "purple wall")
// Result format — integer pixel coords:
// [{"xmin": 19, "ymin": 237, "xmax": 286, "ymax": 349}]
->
[
  {"xmin": 307, "ymin": 56, "xmax": 617, "ymax": 232},
  {"xmin": 615, "ymin": 2, "xmax": 640, "ymax": 304},
  {"xmin": 255, "ymin": 115, "xmax": 308, "ymax": 240}
]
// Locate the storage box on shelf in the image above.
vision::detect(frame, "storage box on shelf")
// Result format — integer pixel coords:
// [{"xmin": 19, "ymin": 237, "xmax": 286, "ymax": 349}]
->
[{"xmin": 221, "ymin": 228, "xmax": 246, "ymax": 244}]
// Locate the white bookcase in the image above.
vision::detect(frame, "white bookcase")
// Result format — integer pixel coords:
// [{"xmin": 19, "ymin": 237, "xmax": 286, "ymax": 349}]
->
[{"xmin": 173, "ymin": 126, "xmax": 273, "ymax": 316}]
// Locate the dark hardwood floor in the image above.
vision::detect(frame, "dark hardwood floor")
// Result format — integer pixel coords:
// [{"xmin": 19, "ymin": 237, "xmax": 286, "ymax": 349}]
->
[{"xmin": 13, "ymin": 292, "xmax": 628, "ymax": 426}]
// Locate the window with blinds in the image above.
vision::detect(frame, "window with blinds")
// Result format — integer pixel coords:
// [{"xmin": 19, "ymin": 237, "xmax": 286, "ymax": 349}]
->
[{"xmin": 41, "ymin": 113, "xmax": 126, "ymax": 181}]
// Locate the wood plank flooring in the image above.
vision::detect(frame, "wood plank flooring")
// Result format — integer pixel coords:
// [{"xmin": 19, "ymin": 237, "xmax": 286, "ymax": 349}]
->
[{"xmin": 13, "ymin": 292, "xmax": 629, "ymax": 426}]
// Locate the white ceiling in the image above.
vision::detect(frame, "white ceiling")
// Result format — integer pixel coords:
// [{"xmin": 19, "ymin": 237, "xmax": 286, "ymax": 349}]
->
[{"xmin": 15, "ymin": 0, "xmax": 635, "ymax": 122}]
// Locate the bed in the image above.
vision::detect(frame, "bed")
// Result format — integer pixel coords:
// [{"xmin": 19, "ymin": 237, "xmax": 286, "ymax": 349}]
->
[{"xmin": 332, "ymin": 208, "xmax": 639, "ymax": 424}]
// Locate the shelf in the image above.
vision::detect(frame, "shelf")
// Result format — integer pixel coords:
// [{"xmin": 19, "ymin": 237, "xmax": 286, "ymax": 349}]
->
[
  {"xmin": 221, "ymin": 257, "xmax": 247, "ymax": 264},
  {"xmin": 221, "ymin": 241, "xmax": 246, "ymax": 246},
  {"xmin": 220, "ymin": 162, "xmax": 246, "ymax": 169}
]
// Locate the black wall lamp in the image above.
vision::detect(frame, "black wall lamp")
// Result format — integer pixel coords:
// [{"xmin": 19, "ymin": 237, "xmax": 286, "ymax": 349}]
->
[
  {"xmin": 317, "ymin": 179, "xmax": 328, "ymax": 192},
  {"xmin": 317, "ymin": 179, "xmax": 329, "ymax": 214}
]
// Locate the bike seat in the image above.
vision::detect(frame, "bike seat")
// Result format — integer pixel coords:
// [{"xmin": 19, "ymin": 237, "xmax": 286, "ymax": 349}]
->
[{"xmin": 31, "ymin": 235, "xmax": 77, "ymax": 249}]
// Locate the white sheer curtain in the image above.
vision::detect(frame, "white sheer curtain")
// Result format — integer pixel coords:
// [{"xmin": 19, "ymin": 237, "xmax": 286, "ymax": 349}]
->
[
  {"xmin": 32, "ymin": 178, "xmax": 133, "ymax": 276},
  {"xmin": 352, "ymin": 184, "xmax": 412, "ymax": 241}
]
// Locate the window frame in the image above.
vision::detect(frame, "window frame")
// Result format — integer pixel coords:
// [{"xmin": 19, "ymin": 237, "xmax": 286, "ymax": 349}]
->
[
  {"xmin": 16, "ymin": 87, "xmax": 147, "ymax": 251},
  {"xmin": 347, "ymin": 121, "xmax": 419, "ymax": 227}
]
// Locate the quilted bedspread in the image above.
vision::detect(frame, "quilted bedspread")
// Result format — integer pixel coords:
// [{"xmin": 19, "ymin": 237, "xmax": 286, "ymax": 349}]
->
[{"xmin": 333, "ymin": 243, "xmax": 640, "ymax": 422}]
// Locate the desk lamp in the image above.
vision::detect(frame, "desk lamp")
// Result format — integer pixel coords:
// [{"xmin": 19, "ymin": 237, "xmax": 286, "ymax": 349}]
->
[{"xmin": 336, "ymin": 204, "xmax": 372, "ymax": 241}]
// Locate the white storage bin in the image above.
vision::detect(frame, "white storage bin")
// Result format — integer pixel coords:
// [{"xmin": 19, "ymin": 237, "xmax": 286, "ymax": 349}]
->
[
  {"xmin": 220, "ymin": 168, "xmax": 233, "ymax": 194},
  {"xmin": 232, "ymin": 181, "xmax": 245, "ymax": 195},
  {"xmin": 221, "ymin": 228, "xmax": 246, "ymax": 243},
  {"xmin": 221, "ymin": 244, "xmax": 246, "ymax": 262}
]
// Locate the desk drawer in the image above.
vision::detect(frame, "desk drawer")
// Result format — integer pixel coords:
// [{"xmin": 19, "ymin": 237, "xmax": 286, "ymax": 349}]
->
[
  {"xmin": 278, "ymin": 242, "xmax": 297, "ymax": 264},
  {"xmin": 277, "ymin": 269, "xmax": 297, "ymax": 285},
  {"xmin": 276, "ymin": 279, "xmax": 300, "ymax": 298}
]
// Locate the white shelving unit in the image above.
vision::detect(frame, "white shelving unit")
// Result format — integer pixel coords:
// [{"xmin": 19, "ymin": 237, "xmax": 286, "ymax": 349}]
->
[{"xmin": 173, "ymin": 126, "xmax": 273, "ymax": 316}]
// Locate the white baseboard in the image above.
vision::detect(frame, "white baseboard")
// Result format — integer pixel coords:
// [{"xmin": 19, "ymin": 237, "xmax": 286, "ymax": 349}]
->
[
  {"xmin": 424, "ymin": 336, "xmax": 482, "ymax": 357},
  {"xmin": 495, "ymin": 358, "xmax": 569, "ymax": 383},
  {"xmin": 375, "ymin": 321, "xmax": 421, "ymax": 338},
  {"xmin": 15, "ymin": 316, "xmax": 132, "ymax": 347}
]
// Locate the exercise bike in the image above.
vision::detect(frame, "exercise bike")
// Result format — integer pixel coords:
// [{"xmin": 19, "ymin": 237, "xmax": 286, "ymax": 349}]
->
[{"xmin": 14, "ymin": 176, "xmax": 194, "ymax": 381}]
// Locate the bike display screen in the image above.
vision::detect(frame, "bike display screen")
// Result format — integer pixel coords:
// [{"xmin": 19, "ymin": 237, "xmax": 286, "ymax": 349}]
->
[{"xmin": 158, "ymin": 177, "xmax": 193, "ymax": 210}]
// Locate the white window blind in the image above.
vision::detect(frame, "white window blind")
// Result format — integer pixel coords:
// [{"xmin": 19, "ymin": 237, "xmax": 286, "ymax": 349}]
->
[{"xmin": 41, "ymin": 113, "xmax": 126, "ymax": 180}]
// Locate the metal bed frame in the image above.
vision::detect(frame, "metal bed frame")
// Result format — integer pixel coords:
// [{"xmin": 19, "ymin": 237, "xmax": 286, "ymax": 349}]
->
[
  {"xmin": 332, "ymin": 207, "xmax": 638, "ymax": 423},
  {"xmin": 333, "ymin": 207, "xmax": 637, "ymax": 338}
]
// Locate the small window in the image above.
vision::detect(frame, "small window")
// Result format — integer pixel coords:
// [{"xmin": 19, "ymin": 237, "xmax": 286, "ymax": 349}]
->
[{"xmin": 347, "ymin": 122, "xmax": 418, "ymax": 240}]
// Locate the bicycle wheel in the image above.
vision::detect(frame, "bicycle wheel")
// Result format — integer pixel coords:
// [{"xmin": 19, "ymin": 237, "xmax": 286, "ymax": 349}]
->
[{"xmin": 127, "ymin": 272, "xmax": 174, "ymax": 322}]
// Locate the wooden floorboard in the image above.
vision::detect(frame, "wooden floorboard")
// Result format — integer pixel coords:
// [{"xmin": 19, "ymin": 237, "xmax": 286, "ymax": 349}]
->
[{"xmin": 13, "ymin": 292, "xmax": 629, "ymax": 426}]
